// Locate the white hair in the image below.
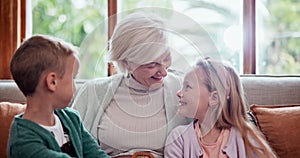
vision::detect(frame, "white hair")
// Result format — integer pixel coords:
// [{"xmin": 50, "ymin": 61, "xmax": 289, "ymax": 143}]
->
[{"xmin": 108, "ymin": 12, "xmax": 168, "ymax": 73}]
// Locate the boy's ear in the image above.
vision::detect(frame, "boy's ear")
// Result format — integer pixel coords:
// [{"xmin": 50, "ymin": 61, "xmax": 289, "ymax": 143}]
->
[
  {"xmin": 45, "ymin": 72, "xmax": 57, "ymax": 92},
  {"xmin": 209, "ymin": 91, "xmax": 219, "ymax": 107}
]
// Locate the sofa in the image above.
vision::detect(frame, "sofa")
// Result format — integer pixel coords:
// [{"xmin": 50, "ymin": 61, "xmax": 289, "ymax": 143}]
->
[{"xmin": 1, "ymin": 76, "xmax": 300, "ymax": 158}]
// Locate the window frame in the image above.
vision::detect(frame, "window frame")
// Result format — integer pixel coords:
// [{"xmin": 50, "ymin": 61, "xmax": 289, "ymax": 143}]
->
[
  {"xmin": 243, "ymin": 0, "xmax": 255, "ymax": 74},
  {"xmin": 0, "ymin": 0, "xmax": 26, "ymax": 79}
]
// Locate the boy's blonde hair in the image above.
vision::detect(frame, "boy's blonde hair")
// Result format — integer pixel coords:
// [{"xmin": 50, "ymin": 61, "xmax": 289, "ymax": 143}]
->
[
  {"xmin": 10, "ymin": 35, "xmax": 78, "ymax": 96},
  {"xmin": 196, "ymin": 58, "xmax": 277, "ymax": 158}
]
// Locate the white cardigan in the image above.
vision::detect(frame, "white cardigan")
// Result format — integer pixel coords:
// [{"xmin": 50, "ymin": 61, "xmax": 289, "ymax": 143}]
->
[{"xmin": 72, "ymin": 72, "xmax": 190, "ymax": 139}]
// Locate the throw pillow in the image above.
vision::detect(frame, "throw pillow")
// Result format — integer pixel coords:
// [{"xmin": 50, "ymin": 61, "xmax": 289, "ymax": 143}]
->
[
  {"xmin": 250, "ymin": 104, "xmax": 300, "ymax": 158},
  {"xmin": 0, "ymin": 102, "xmax": 26, "ymax": 158}
]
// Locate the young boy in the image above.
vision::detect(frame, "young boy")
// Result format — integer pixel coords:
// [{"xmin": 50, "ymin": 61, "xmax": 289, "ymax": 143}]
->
[{"xmin": 8, "ymin": 35, "xmax": 109, "ymax": 158}]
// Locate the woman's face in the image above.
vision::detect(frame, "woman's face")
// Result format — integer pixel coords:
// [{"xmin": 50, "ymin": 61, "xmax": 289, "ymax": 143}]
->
[
  {"xmin": 130, "ymin": 52, "xmax": 171, "ymax": 88},
  {"xmin": 177, "ymin": 67, "xmax": 211, "ymax": 120}
]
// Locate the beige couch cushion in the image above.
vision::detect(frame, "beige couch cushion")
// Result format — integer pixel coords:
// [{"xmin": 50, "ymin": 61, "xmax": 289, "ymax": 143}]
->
[
  {"xmin": 241, "ymin": 76, "xmax": 300, "ymax": 106},
  {"xmin": 0, "ymin": 80, "xmax": 25, "ymax": 103},
  {"xmin": 0, "ymin": 80, "xmax": 85, "ymax": 103},
  {"xmin": 250, "ymin": 104, "xmax": 300, "ymax": 158},
  {"xmin": 1, "ymin": 77, "xmax": 300, "ymax": 106}
]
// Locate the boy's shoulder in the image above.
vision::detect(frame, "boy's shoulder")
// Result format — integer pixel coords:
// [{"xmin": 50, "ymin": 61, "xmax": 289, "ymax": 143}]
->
[
  {"xmin": 59, "ymin": 107, "xmax": 78, "ymax": 113},
  {"xmin": 8, "ymin": 114, "xmax": 47, "ymax": 144},
  {"xmin": 55, "ymin": 107, "xmax": 80, "ymax": 121}
]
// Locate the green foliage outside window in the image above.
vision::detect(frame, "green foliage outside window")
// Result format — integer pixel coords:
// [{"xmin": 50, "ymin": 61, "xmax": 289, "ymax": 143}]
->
[
  {"xmin": 32, "ymin": 0, "xmax": 108, "ymax": 78},
  {"xmin": 32, "ymin": 0, "xmax": 300, "ymax": 77}
]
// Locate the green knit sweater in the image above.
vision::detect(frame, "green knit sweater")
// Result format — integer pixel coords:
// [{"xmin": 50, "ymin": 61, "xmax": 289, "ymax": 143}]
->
[{"xmin": 7, "ymin": 107, "xmax": 109, "ymax": 158}]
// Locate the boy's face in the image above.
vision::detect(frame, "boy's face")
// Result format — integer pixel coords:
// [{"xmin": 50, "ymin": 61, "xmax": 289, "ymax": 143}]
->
[
  {"xmin": 177, "ymin": 67, "xmax": 211, "ymax": 121},
  {"xmin": 55, "ymin": 55, "xmax": 79, "ymax": 109}
]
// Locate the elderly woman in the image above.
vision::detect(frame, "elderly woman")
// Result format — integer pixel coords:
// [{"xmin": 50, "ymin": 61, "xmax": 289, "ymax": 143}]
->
[{"xmin": 72, "ymin": 12, "xmax": 189, "ymax": 158}]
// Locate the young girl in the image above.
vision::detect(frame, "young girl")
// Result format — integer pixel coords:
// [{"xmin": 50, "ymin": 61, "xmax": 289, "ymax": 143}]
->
[{"xmin": 164, "ymin": 58, "xmax": 277, "ymax": 158}]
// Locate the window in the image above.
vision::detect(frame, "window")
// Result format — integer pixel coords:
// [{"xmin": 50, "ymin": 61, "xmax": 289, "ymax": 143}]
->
[
  {"xmin": 31, "ymin": 0, "xmax": 108, "ymax": 78},
  {"xmin": 1, "ymin": 0, "xmax": 298, "ymax": 79},
  {"xmin": 118, "ymin": 0, "xmax": 242, "ymax": 74},
  {"xmin": 256, "ymin": 0, "xmax": 300, "ymax": 74},
  {"xmin": 31, "ymin": 0, "xmax": 244, "ymax": 78}
]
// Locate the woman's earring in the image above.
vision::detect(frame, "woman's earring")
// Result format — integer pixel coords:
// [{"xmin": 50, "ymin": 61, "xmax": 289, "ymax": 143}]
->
[{"xmin": 127, "ymin": 72, "xmax": 131, "ymax": 78}]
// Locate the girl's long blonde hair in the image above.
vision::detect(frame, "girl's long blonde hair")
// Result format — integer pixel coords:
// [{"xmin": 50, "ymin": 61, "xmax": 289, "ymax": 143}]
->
[{"xmin": 196, "ymin": 58, "xmax": 277, "ymax": 158}]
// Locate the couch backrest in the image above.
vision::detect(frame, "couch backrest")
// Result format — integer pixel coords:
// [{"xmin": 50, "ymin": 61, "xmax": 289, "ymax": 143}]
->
[
  {"xmin": 241, "ymin": 76, "xmax": 300, "ymax": 107},
  {"xmin": 1, "ymin": 76, "xmax": 300, "ymax": 108},
  {"xmin": 0, "ymin": 80, "xmax": 26, "ymax": 103},
  {"xmin": 0, "ymin": 80, "xmax": 85, "ymax": 103}
]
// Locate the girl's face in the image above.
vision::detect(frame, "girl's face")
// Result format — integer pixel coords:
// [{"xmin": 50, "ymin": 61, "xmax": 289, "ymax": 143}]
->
[
  {"xmin": 130, "ymin": 52, "xmax": 171, "ymax": 88},
  {"xmin": 177, "ymin": 67, "xmax": 211, "ymax": 121}
]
